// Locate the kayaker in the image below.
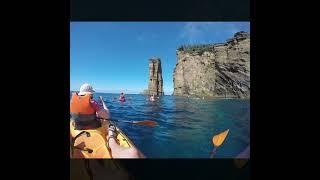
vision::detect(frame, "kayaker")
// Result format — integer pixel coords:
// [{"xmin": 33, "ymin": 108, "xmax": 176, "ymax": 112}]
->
[
  {"xmin": 119, "ymin": 92, "xmax": 126, "ymax": 102},
  {"xmin": 71, "ymin": 84, "xmax": 143, "ymax": 158},
  {"xmin": 70, "ymin": 83, "xmax": 110, "ymax": 130},
  {"xmin": 149, "ymin": 94, "xmax": 155, "ymax": 101}
]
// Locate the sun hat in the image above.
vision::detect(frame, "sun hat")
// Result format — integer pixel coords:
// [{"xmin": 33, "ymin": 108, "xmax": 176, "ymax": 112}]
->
[{"xmin": 78, "ymin": 83, "xmax": 95, "ymax": 95}]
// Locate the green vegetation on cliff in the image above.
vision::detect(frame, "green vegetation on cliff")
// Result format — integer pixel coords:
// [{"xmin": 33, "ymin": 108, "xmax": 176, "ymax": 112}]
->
[
  {"xmin": 177, "ymin": 44, "xmax": 217, "ymax": 55},
  {"xmin": 177, "ymin": 31, "xmax": 250, "ymax": 56}
]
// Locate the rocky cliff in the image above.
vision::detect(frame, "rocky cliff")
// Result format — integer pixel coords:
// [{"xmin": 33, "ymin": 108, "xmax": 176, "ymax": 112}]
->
[
  {"xmin": 173, "ymin": 31, "xmax": 250, "ymax": 98},
  {"xmin": 148, "ymin": 57, "xmax": 164, "ymax": 96}
]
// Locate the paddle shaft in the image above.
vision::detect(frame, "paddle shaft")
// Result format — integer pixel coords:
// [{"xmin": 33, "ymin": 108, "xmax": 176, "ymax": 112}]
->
[
  {"xmin": 108, "ymin": 119, "xmax": 157, "ymax": 127},
  {"xmin": 110, "ymin": 119, "xmax": 152, "ymax": 124},
  {"xmin": 110, "ymin": 119, "xmax": 153, "ymax": 124},
  {"xmin": 110, "ymin": 119, "xmax": 133, "ymax": 124},
  {"xmin": 100, "ymin": 96, "xmax": 109, "ymax": 110},
  {"xmin": 210, "ymin": 147, "xmax": 217, "ymax": 158}
]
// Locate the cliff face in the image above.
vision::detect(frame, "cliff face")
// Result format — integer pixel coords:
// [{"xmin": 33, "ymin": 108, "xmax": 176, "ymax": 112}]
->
[
  {"xmin": 148, "ymin": 57, "xmax": 164, "ymax": 96},
  {"xmin": 173, "ymin": 31, "xmax": 250, "ymax": 98}
]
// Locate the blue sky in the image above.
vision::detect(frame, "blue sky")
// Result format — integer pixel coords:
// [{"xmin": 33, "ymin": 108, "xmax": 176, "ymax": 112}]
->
[{"xmin": 70, "ymin": 22, "xmax": 250, "ymax": 94}]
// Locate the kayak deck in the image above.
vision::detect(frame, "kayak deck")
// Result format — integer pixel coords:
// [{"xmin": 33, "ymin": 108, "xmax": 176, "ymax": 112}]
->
[{"xmin": 70, "ymin": 121, "xmax": 135, "ymax": 158}]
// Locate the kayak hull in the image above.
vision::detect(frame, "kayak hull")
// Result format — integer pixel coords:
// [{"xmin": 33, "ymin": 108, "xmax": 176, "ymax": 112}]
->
[{"xmin": 70, "ymin": 120, "xmax": 135, "ymax": 158}]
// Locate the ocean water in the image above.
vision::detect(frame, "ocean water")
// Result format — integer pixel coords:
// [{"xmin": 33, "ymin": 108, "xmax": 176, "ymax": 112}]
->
[{"xmin": 70, "ymin": 92, "xmax": 250, "ymax": 158}]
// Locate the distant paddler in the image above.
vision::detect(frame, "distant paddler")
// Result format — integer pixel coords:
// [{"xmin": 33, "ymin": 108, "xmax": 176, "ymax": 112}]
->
[
  {"xmin": 149, "ymin": 94, "xmax": 156, "ymax": 101},
  {"xmin": 119, "ymin": 92, "xmax": 126, "ymax": 102}
]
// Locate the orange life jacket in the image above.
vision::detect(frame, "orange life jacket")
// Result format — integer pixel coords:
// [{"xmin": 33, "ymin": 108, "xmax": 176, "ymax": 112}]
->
[{"xmin": 70, "ymin": 93, "xmax": 100, "ymax": 129}]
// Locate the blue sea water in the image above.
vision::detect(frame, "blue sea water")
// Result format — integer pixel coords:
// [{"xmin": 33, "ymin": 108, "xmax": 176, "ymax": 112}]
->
[{"xmin": 70, "ymin": 92, "xmax": 250, "ymax": 158}]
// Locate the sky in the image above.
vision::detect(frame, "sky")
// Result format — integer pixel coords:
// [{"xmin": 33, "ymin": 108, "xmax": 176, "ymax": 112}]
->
[{"xmin": 70, "ymin": 22, "xmax": 250, "ymax": 94}]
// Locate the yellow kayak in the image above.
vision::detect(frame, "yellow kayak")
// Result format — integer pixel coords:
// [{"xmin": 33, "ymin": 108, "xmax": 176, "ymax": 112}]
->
[{"xmin": 70, "ymin": 120, "xmax": 136, "ymax": 158}]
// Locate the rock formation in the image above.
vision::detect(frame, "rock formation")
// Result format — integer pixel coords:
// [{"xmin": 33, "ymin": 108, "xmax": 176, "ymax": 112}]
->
[
  {"xmin": 173, "ymin": 31, "xmax": 250, "ymax": 98},
  {"xmin": 148, "ymin": 57, "xmax": 164, "ymax": 96}
]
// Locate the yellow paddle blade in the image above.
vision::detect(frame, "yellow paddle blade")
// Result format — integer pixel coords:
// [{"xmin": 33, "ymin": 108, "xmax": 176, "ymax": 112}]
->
[{"xmin": 212, "ymin": 129, "xmax": 230, "ymax": 147}]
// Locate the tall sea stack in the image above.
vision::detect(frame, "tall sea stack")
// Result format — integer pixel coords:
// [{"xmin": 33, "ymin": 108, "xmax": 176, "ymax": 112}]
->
[
  {"xmin": 148, "ymin": 57, "xmax": 164, "ymax": 96},
  {"xmin": 173, "ymin": 31, "xmax": 250, "ymax": 98}
]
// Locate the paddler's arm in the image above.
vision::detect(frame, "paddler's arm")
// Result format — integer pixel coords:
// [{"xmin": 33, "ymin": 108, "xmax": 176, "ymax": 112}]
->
[{"xmin": 96, "ymin": 96, "xmax": 110, "ymax": 119}]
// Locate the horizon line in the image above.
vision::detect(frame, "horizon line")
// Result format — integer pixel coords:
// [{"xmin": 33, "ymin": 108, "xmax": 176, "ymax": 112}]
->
[{"xmin": 70, "ymin": 90, "xmax": 174, "ymax": 95}]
